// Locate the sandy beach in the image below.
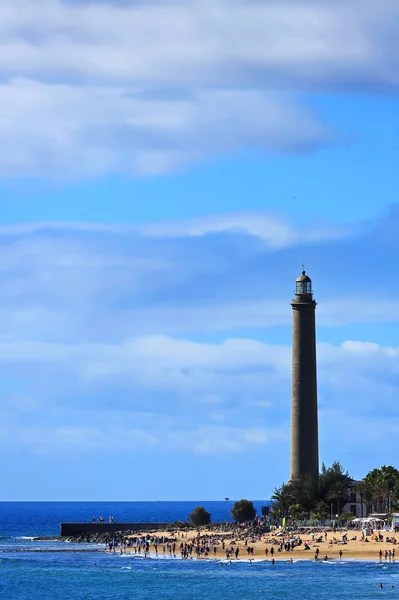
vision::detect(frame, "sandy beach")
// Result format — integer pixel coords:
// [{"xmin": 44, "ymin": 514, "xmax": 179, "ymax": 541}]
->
[{"xmin": 116, "ymin": 527, "xmax": 399, "ymax": 562}]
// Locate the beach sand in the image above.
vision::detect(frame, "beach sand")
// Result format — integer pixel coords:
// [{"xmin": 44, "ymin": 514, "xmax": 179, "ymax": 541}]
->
[{"xmin": 118, "ymin": 528, "xmax": 397, "ymax": 562}]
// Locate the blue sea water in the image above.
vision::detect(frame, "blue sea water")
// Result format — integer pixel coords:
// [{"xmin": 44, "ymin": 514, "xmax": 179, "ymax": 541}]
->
[
  {"xmin": 0, "ymin": 502, "xmax": 395, "ymax": 600},
  {"xmin": 0, "ymin": 501, "xmax": 269, "ymax": 538}
]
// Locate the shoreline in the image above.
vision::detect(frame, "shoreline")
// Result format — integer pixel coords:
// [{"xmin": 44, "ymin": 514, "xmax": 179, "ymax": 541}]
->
[
  {"xmin": 26, "ymin": 526, "xmax": 399, "ymax": 564},
  {"xmin": 119, "ymin": 554, "xmax": 387, "ymax": 563},
  {"xmin": 6, "ymin": 534, "xmax": 399, "ymax": 563},
  {"xmin": 104, "ymin": 527, "xmax": 399, "ymax": 563}
]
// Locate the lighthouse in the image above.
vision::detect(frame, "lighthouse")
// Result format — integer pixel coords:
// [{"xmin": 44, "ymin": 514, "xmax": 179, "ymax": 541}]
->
[{"xmin": 290, "ymin": 270, "xmax": 319, "ymax": 481}]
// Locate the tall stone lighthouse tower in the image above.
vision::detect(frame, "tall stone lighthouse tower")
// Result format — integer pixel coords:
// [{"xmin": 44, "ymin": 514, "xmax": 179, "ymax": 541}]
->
[{"xmin": 290, "ymin": 270, "xmax": 319, "ymax": 481}]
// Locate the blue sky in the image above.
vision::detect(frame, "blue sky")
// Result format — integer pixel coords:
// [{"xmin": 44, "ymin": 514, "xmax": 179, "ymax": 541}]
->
[{"xmin": 1, "ymin": 0, "xmax": 399, "ymax": 501}]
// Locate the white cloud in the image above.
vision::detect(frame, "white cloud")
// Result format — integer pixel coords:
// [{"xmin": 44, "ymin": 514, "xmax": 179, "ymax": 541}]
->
[
  {"xmin": 1, "ymin": 334, "xmax": 399, "ymax": 456},
  {"xmin": 0, "ymin": 214, "xmax": 398, "ymax": 345},
  {"xmin": 0, "ymin": 335, "xmax": 290, "ymax": 385},
  {"xmin": 1, "ymin": 334, "xmax": 398, "ymax": 400},
  {"xmin": 317, "ymin": 300, "xmax": 399, "ymax": 327},
  {"xmin": 247, "ymin": 400, "xmax": 272, "ymax": 409},
  {"xmin": 1, "ymin": 210, "xmax": 399, "ymax": 463},
  {"xmin": 180, "ymin": 425, "xmax": 285, "ymax": 455},
  {"xmin": 0, "ymin": 79, "xmax": 329, "ymax": 178},
  {"xmin": 0, "ymin": 212, "xmax": 353, "ymax": 246},
  {"xmin": 0, "ymin": 0, "xmax": 397, "ymax": 176},
  {"xmin": 0, "ymin": 0, "xmax": 397, "ymax": 88},
  {"xmin": 0, "ymin": 423, "xmax": 159, "ymax": 454},
  {"xmin": 139, "ymin": 213, "xmax": 354, "ymax": 247},
  {"xmin": 3, "ymin": 295, "xmax": 399, "ymax": 343}
]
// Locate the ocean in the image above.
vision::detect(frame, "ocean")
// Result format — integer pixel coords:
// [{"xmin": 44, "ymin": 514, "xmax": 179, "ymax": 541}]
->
[{"xmin": 0, "ymin": 502, "xmax": 395, "ymax": 600}]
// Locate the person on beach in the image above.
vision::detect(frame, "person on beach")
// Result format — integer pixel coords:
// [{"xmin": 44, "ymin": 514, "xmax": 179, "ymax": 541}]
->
[{"xmin": 339, "ymin": 550, "xmax": 343, "ymax": 560}]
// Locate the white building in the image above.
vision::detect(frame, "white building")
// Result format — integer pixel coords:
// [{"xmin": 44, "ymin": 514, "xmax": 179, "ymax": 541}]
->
[{"xmin": 341, "ymin": 487, "xmax": 365, "ymax": 518}]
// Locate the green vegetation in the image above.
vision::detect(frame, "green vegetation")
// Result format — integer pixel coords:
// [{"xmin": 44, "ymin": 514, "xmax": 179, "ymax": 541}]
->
[
  {"xmin": 231, "ymin": 499, "xmax": 256, "ymax": 522},
  {"xmin": 271, "ymin": 461, "xmax": 351, "ymax": 519},
  {"xmin": 288, "ymin": 503, "xmax": 305, "ymax": 521},
  {"xmin": 188, "ymin": 506, "xmax": 211, "ymax": 526},
  {"xmin": 360, "ymin": 465, "xmax": 399, "ymax": 514},
  {"xmin": 271, "ymin": 463, "xmax": 399, "ymax": 522}
]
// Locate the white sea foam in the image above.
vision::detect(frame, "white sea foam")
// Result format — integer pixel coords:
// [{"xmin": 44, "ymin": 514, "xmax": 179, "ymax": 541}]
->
[{"xmin": 118, "ymin": 552, "xmax": 270, "ymax": 564}]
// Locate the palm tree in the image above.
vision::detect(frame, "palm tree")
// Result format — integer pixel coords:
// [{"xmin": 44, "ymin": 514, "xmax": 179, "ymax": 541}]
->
[
  {"xmin": 310, "ymin": 501, "xmax": 328, "ymax": 523},
  {"xmin": 379, "ymin": 466, "xmax": 399, "ymax": 512},
  {"xmin": 355, "ymin": 481, "xmax": 373, "ymax": 518},
  {"xmin": 364, "ymin": 466, "xmax": 399, "ymax": 514},
  {"xmin": 327, "ymin": 481, "xmax": 348, "ymax": 517},
  {"xmin": 271, "ymin": 483, "xmax": 295, "ymax": 517},
  {"xmin": 288, "ymin": 503, "xmax": 305, "ymax": 522}
]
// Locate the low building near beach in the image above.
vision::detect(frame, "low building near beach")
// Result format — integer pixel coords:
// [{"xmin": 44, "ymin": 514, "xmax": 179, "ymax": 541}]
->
[{"xmin": 341, "ymin": 487, "xmax": 364, "ymax": 518}]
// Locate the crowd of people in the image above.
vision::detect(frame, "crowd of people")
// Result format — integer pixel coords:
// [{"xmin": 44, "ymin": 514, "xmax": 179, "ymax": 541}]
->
[{"xmin": 77, "ymin": 518, "xmax": 399, "ymax": 564}]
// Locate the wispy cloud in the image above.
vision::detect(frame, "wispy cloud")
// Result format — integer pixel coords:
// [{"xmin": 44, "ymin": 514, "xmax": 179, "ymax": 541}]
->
[
  {"xmin": 0, "ymin": 210, "xmax": 397, "ymax": 344},
  {"xmin": 1, "ymin": 208, "xmax": 399, "ymax": 477},
  {"xmin": 0, "ymin": 212, "xmax": 354, "ymax": 246},
  {"xmin": 1, "ymin": 334, "xmax": 398, "ymax": 459},
  {"xmin": 139, "ymin": 213, "xmax": 355, "ymax": 247}
]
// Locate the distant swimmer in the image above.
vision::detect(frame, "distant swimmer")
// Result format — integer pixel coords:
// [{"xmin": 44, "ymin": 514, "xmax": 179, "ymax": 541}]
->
[
  {"xmin": 271, "ymin": 558, "xmax": 275, "ymax": 565},
  {"xmin": 379, "ymin": 583, "xmax": 383, "ymax": 590}
]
